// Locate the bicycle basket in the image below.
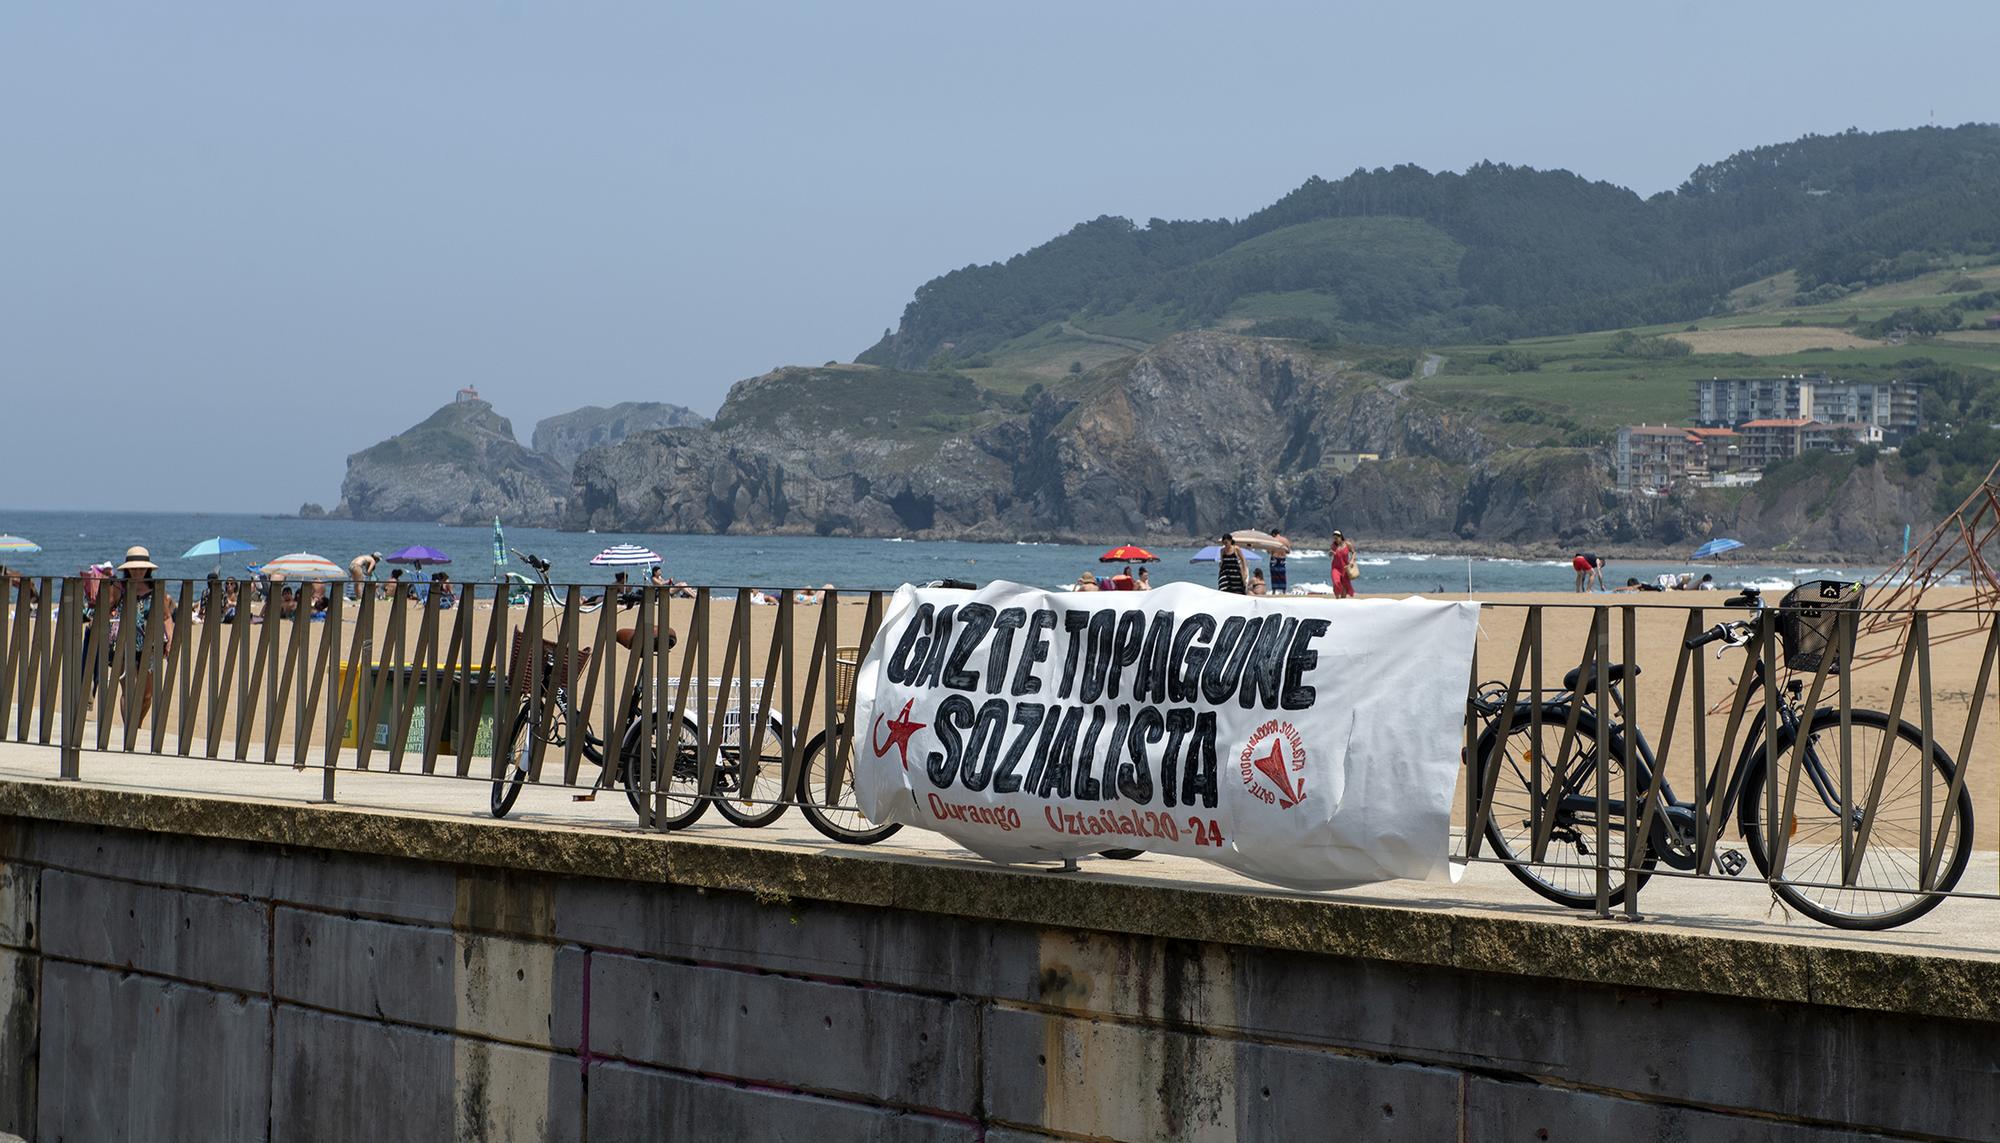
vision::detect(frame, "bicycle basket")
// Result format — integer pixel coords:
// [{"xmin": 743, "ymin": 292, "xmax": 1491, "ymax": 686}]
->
[
  {"xmin": 833, "ymin": 646, "xmax": 860, "ymax": 710},
  {"xmin": 1776, "ymin": 580, "xmax": 1863, "ymax": 674},
  {"xmin": 507, "ymin": 628, "xmax": 593, "ymax": 696}
]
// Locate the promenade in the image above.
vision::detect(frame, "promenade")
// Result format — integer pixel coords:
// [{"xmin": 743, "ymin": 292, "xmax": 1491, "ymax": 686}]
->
[{"xmin": 2, "ymin": 737, "xmax": 1992, "ymax": 966}]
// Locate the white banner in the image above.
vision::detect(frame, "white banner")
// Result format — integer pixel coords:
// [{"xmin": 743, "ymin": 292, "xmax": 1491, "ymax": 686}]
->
[{"xmin": 851, "ymin": 581, "xmax": 1480, "ymax": 890}]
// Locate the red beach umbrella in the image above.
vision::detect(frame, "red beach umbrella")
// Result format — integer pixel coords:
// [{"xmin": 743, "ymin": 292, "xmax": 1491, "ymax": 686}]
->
[{"xmin": 1099, "ymin": 545, "xmax": 1160, "ymax": 564}]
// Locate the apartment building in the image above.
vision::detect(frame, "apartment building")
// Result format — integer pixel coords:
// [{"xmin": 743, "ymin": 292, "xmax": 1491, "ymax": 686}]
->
[
  {"xmin": 1697, "ymin": 374, "xmax": 1920, "ymax": 440},
  {"xmin": 1615, "ymin": 425, "xmax": 1740, "ymax": 491}
]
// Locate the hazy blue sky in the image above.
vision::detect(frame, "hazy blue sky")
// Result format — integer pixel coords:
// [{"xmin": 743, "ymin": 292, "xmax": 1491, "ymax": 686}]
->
[{"xmin": 3, "ymin": 1, "xmax": 1993, "ymax": 512}]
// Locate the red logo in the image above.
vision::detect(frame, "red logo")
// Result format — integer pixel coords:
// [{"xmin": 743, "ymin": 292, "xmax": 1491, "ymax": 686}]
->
[
  {"xmin": 1239, "ymin": 720, "xmax": 1306, "ymax": 809},
  {"xmin": 871, "ymin": 700, "xmax": 927, "ymax": 770}
]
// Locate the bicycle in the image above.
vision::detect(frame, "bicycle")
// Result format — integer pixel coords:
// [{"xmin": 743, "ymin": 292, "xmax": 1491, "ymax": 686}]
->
[
  {"xmin": 788, "ymin": 648, "xmax": 902, "ymax": 845},
  {"xmin": 487, "ymin": 553, "xmax": 780, "ymax": 830},
  {"xmin": 1469, "ymin": 580, "xmax": 1974, "ymax": 931}
]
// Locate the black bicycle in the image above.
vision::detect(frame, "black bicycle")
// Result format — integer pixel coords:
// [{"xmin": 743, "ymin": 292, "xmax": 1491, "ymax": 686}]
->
[
  {"xmin": 488, "ymin": 553, "xmax": 781, "ymax": 829},
  {"xmin": 1470, "ymin": 581, "xmax": 1974, "ymax": 930}
]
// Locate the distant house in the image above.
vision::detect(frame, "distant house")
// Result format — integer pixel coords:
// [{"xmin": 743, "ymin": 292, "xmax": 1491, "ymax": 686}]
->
[
  {"xmin": 1327, "ymin": 451, "xmax": 1380, "ymax": 474},
  {"xmin": 1616, "ymin": 425, "xmax": 1737, "ymax": 491},
  {"xmin": 1986, "ymin": 314, "xmax": 2000, "ymax": 330},
  {"xmin": 456, "ymin": 385, "xmax": 483, "ymax": 404}
]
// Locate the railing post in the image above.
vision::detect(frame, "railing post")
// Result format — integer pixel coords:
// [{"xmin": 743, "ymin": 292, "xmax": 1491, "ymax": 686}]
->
[{"xmin": 58, "ymin": 579, "xmax": 80, "ymax": 781}]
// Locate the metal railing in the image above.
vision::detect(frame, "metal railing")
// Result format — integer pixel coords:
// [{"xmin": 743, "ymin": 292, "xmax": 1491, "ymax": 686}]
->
[
  {"xmin": 1, "ymin": 577, "xmax": 1992, "ymax": 927},
  {"xmin": 0, "ymin": 578, "xmax": 887, "ymax": 829}
]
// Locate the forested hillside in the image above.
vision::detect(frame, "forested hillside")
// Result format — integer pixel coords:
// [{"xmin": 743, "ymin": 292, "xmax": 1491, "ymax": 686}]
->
[{"xmin": 858, "ymin": 125, "xmax": 2000, "ymax": 368}]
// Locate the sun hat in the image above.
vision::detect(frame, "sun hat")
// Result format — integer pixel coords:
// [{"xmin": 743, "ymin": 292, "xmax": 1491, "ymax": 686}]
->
[{"xmin": 116, "ymin": 545, "xmax": 159, "ymax": 572}]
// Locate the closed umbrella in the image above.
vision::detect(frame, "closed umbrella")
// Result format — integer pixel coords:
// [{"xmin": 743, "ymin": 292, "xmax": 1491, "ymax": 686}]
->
[
  {"xmin": 257, "ymin": 553, "xmax": 345, "ymax": 580},
  {"xmin": 1190, "ymin": 545, "xmax": 1263, "ymax": 563},
  {"xmin": 0, "ymin": 534, "xmax": 40, "ymax": 555},
  {"xmin": 181, "ymin": 536, "xmax": 256, "ymax": 575},
  {"xmin": 492, "ymin": 517, "xmax": 506, "ymax": 582},
  {"xmin": 1098, "ymin": 545, "xmax": 1159, "ymax": 564},
  {"xmin": 385, "ymin": 544, "xmax": 452, "ymax": 571},
  {"xmin": 1691, "ymin": 538, "xmax": 1745, "ymax": 560},
  {"xmin": 591, "ymin": 543, "xmax": 660, "ymax": 567}
]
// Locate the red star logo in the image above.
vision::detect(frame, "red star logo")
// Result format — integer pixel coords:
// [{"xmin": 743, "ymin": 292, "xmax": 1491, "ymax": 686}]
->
[
  {"xmin": 871, "ymin": 700, "xmax": 927, "ymax": 769},
  {"xmin": 1251, "ymin": 738, "xmax": 1303, "ymax": 808}
]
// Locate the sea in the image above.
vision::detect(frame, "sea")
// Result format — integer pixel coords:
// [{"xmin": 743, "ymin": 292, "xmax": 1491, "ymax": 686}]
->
[{"xmin": 0, "ymin": 509, "xmax": 1884, "ymax": 597}]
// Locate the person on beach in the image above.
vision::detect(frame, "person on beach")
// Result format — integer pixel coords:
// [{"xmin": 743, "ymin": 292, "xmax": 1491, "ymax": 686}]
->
[
  {"xmin": 106, "ymin": 546, "xmax": 174, "ymax": 724},
  {"xmin": 430, "ymin": 571, "xmax": 455, "ymax": 609},
  {"xmin": 1590, "ymin": 554, "xmax": 1607, "ymax": 592},
  {"xmin": 1329, "ymin": 531, "xmax": 1357, "ymax": 599},
  {"xmin": 348, "ymin": 551, "xmax": 382, "ymax": 600},
  {"xmin": 1216, "ymin": 535, "xmax": 1249, "ymax": 595},
  {"xmin": 1269, "ymin": 528, "xmax": 1290, "ymax": 595},
  {"xmin": 1697, "ymin": 573, "xmax": 1716, "ymax": 590},
  {"xmin": 2, "ymin": 565, "xmax": 39, "ymax": 610},
  {"xmin": 1249, "ymin": 568, "xmax": 1269, "ymax": 596},
  {"xmin": 1136, "ymin": 567, "xmax": 1151, "ymax": 590},
  {"xmin": 382, "ymin": 567, "xmax": 407, "ymax": 601},
  {"xmin": 1073, "ymin": 573, "xmax": 1101, "ymax": 592},
  {"xmin": 1572, "ymin": 553, "xmax": 1592, "ymax": 593}
]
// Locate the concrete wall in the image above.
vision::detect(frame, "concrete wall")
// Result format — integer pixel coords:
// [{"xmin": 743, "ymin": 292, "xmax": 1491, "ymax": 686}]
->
[{"xmin": 0, "ymin": 813, "xmax": 1995, "ymax": 1141}]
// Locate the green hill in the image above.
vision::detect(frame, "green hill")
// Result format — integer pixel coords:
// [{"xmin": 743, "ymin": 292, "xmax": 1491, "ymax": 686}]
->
[{"xmin": 858, "ymin": 124, "xmax": 2000, "ymax": 369}]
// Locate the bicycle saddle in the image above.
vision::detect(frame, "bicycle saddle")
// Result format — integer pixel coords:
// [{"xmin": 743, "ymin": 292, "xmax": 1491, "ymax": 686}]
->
[
  {"xmin": 1562, "ymin": 662, "xmax": 1640, "ymax": 692},
  {"xmin": 615, "ymin": 626, "xmax": 679, "ymax": 650}
]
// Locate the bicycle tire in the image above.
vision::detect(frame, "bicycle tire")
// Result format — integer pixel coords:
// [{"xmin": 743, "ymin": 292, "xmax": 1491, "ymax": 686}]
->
[
  {"xmin": 1472, "ymin": 704, "xmax": 1656, "ymax": 909},
  {"xmin": 795, "ymin": 730, "xmax": 901, "ymax": 845},
  {"xmin": 620, "ymin": 716, "xmax": 709, "ymax": 830},
  {"xmin": 1739, "ymin": 708, "xmax": 1974, "ymax": 930},
  {"xmin": 490, "ymin": 703, "xmax": 553, "ymax": 818},
  {"xmin": 713, "ymin": 715, "xmax": 791, "ymax": 828}
]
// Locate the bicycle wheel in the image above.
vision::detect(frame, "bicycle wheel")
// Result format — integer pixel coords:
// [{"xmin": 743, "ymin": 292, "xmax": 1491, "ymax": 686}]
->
[
  {"xmin": 1471, "ymin": 705, "xmax": 1655, "ymax": 909},
  {"xmin": 620, "ymin": 716, "xmax": 708, "ymax": 829},
  {"xmin": 713, "ymin": 715, "xmax": 791, "ymax": 828},
  {"xmin": 796, "ymin": 730, "xmax": 901, "ymax": 845},
  {"xmin": 491, "ymin": 702, "xmax": 559, "ymax": 818},
  {"xmin": 1740, "ymin": 708, "xmax": 1974, "ymax": 930}
]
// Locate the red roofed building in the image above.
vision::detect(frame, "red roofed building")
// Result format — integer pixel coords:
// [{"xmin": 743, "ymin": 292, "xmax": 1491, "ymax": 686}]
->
[{"xmin": 1616, "ymin": 425, "xmax": 1740, "ymax": 491}]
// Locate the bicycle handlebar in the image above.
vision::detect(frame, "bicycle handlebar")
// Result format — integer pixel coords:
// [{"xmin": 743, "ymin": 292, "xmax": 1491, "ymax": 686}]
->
[{"xmin": 1686, "ymin": 619, "xmax": 1754, "ymax": 650}]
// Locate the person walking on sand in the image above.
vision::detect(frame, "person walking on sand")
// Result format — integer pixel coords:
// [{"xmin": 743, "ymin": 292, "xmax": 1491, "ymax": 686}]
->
[
  {"xmin": 1216, "ymin": 535, "xmax": 1249, "ymax": 595},
  {"xmin": 1329, "ymin": 531, "xmax": 1357, "ymax": 599},
  {"xmin": 1269, "ymin": 528, "xmax": 1290, "ymax": 595}
]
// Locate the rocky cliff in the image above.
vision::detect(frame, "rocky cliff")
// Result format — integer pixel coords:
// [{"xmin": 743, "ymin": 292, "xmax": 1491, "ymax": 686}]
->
[
  {"xmin": 332, "ymin": 399, "xmax": 569, "ymax": 526},
  {"xmin": 531, "ymin": 401, "xmax": 707, "ymax": 470},
  {"xmin": 567, "ymin": 334, "xmax": 1529, "ymax": 540}
]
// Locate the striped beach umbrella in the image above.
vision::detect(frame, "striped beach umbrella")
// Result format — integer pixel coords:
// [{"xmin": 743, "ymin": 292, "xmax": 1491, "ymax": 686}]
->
[
  {"xmin": 590, "ymin": 543, "xmax": 660, "ymax": 567},
  {"xmin": 257, "ymin": 552, "xmax": 345, "ymax": 580},
  {"xmin": 0, "ymin": 535, "xmax": 41, "ymax": 555}
]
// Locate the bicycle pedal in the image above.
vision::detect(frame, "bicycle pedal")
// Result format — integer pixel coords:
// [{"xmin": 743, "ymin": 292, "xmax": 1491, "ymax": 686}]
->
[{"xmin": 1718, "ymin": 850, "xmax": 1747, "ymax": 877}]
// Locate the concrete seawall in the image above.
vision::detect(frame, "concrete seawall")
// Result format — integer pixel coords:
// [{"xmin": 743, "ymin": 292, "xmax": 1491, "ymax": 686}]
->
[{"xmin": 0, "ymin": 780, "xmax": 1995, "ymax": 1141}]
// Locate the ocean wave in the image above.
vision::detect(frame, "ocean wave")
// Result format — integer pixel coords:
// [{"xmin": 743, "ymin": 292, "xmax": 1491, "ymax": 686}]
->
[
  {"xmin": 1402, "ymin": 553, "xmax": 1434, "ymax": 561},
  {"xmin": 1737, "ymin": 577, "xmax": 1796, "ymax": 592},
  {"xmin": 1290, "ymin": 548, "xmax": 1328, "ymax": 559},
  {"xmin": 1356, "ymin": 558, "xmax": 1391, "ymax": 566}
]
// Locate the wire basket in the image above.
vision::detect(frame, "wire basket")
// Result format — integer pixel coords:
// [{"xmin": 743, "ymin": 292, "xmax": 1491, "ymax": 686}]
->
[
  {"xmin": 508, "ymin": 628, "xmax": 593, "ymax": 697},
  {"xmin": 833, "ymin": 647, "xmax": 860, "ymax": 710},
  {"xmin": 1776, "ymin": 580, "xmax": 1863, "ymax": 674}
]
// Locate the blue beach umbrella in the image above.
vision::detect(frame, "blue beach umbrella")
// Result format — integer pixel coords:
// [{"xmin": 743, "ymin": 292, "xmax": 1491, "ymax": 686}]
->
[
  {"xmin": 0, "ymin": 534, "xmax": 41, "ymax": 556},
  {"xmin": 1190, "ymin": 545, "xmax": 1264, "ymax": 563},
  {"xmin": 1691, "ymin": 538, "xmax": 1745, "ymax": 560},
  {"xmin": 181, "ymin": 536, "xmax": 256, "ymax": 575}
]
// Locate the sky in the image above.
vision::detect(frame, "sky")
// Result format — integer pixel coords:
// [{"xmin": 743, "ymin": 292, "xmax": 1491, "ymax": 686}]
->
[{"xmin": 2, "ymin": 1, "xmax": 1994, "ymax": 513}]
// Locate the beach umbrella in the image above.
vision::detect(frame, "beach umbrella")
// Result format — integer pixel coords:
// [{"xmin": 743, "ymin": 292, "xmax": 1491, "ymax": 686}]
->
[
  {"xmin": 1691, "ymin": 538, "xmax": 1746, "ymax": 560},
  {"xmin": 0, "ymin": 534, "xmax": 41, "ymax": 555},
  {"xmin": 492, "ymin": 517, "xmax": 506, "ymax": 581},
  {"xmin": 257, "ymin": 552, "xmax": 345, "ymax": 580},
  {"xmin": 1224, "ymin": 529, "xmax": 1291, "ymax": 555},
  {"xmin": 1190, "ymin": 545, "xmax": 1264, "ymax": 563},
  {"xmin": 590, "ymin": 543, "xmax": 660, "ymax": 567},
  {"xmin": 181, "ymin": 536, "xmax": 255, "ymax": 575},
  {"xmin": 385, "ymin": 544, "xmax": 452, "ymax": 571},
  {"xmin": 1098, "ymin": 545, "xmax": 1159, "ymax": 564}
]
